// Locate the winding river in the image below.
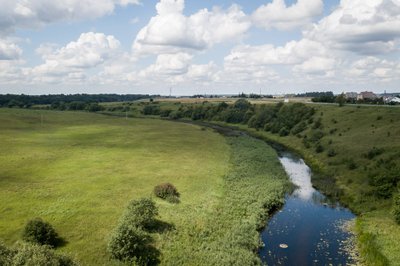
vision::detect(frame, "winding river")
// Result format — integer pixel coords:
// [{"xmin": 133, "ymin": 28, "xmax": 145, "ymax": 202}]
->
[{"xmin": 259, "ymin": 152, "xmax": 356, "ymax": 265}]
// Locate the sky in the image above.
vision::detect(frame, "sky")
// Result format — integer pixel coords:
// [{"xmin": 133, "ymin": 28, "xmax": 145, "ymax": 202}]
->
[{"xmin": 0, "ymin": 0, "xmax": 400, "ymax": 95}]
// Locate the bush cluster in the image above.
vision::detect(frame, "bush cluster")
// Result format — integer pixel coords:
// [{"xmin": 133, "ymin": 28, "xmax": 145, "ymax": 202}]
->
[
  {"xmin": 108, "ymin": 198, "xmax": 159, "ymax": 264},
  {"xmin": 22, "ymin": 218, "xmax": 59, "ymax": 247},
  {"xmin": 0, "ymin": 241, "xmax": 77, "ymax": 266},
  {"xmin": 154, "ymin": 183, "xmax": 180, "ymax": 203}
]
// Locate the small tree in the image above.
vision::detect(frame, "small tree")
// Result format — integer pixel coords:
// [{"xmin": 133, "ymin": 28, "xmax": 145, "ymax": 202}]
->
[
  {"xmin": 22, "ymin": 218, "xmax": 59, "ymax": 247},
  {"xmin": 336, "ymin": 93, "xmax": 346, "ymax": 107}
]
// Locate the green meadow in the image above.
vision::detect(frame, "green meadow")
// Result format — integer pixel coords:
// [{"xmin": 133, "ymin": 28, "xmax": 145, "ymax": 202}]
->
[{"xmin": 0, "ymin": 108, "xmax": 288, "ymax": 265}]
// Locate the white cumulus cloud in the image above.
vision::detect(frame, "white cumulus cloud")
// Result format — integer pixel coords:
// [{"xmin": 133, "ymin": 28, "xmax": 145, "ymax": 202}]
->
[
  {"xmin": 133, "ymin": 0, "xmax": 251, "ymax": 55},
  {"xmin": 305, "ymin": 0, "xmax": 400, "ymax": 54},
  {"xmin": 252, "ymin": 0, "xmax": 323, "ymax": 30},
  {"xmin": 0, "ymin": 0, "xmax": 141, "ymax": 34},
  {"xmin": 31, "ymin": 32, "xmax": 121, "ymax": 83},
  {"xmin": 0, "ymin": 39, "xmax": 22, "ymax": 60}
]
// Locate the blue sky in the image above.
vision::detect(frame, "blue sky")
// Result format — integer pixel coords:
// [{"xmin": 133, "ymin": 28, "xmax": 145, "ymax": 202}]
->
[{"xmin": 1, "ymin": 0, "xmax": 399, "ymax": 95}]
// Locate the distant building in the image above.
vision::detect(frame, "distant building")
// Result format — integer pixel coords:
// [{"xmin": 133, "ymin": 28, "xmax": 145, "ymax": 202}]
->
[
  {"xmin": 345, "ymin": 92, "xmax": 358, "ymax": 99},
  {"xmin": 357, "ymin": 91, "xmax": 378, "ymax": 100}
]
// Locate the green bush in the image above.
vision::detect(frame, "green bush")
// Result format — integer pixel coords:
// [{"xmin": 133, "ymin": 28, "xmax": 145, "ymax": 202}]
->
[
  {"xmin": 327, "ymin": 149, "xmax": 337, "ymax": 157},
  {"xmin": 154, "ymin": 183, "xmax": 180, "ymax": 203},
  {"xmin": 108, "ymin": 224, "xmax": 153, "ymax": 263},
  {"xmin": 22, "ymin": 218, "xmax": 59, "ymax": 247},
  {"xmin": 315, "ymin": 144, "xmax": 324, "ymax": 153},
  {"xmin": 0, "ymin": 241, "xmax": 77, "ymax": 266},
  {"xmin": 365, "ymin": 147, "xmax": 385, "ymax": 160},
  {"xmin": 108, "ymin": 198, "xmax": 160, "ymax": 264},
  {"xmin": 393, "ymin": 192, "xmax": 400, "ymax": 224},
  {"xmin": 123, "ymin": 198, "xmax": 158, "ymax": 229}
]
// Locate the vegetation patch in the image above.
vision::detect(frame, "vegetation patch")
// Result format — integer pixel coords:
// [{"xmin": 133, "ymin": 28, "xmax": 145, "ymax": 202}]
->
[
  {"xmin": 154, "ymin": 183, "xmax": 180, "ymax": 203},
  {"xmin": 22, "ymin": 218, "xmax": 61, "ymax": 248},
  {"xmin": 0, "ymin": 241, "xmax": 77, "ymax": 266}
]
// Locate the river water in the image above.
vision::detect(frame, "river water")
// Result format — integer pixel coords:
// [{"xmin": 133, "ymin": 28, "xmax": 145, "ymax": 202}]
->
[{"xmin": 259, "ymin": 152, "xmax": 356, "ymax": 265}]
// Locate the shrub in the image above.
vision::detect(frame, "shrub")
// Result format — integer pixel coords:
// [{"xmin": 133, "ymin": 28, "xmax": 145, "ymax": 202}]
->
[
  {"xmin": 108, "ymin": 198, "xmax": 160, "ymax": 264},
  {"xmin": 393, "ymin": 192, "xmax": 400, "ymax": 224},
  {"xmin": 154, "ymin": 183, "xmax": 180, "ymax": 203},
  {"xmin": 278, "ymin": 127, "xmax": 289, "ymax": 137},
  {"xmin": 365, "ymin": 147, "xmax": 385, "ymax": 160},
  {"xmin": 315, "ymin": 144, "xmax": 324, "ymax": 153},
  {"xmin": 0, "ymin": 241, "xmax": 77, "ymax": 266},
  {"xmin": 22, "ymin": 218, "xmax": 59, "ymax": 247},
  {"xmin": 348, "ymin": 160, "xmax": 357, "ymax": 170},
  {"xmin": 327, "ymin": 149, "xmax": 337, "ymax": 157},
  {"xmin": 123, "ymin": 198, "xmax": 158, "ymax": 229},
  {"xmin": 108, "ymin": 224, "xmax": 153, "ymax": 263}
]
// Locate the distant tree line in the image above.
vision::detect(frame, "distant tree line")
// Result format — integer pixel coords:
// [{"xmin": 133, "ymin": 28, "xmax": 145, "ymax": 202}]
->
[
  {"xmin": 150, "ymin": 99, "xmax": 315, "ymax": 138},
  {"xmin": 0, "ymin": 94, "xmax": 154, "ymax": 108}
]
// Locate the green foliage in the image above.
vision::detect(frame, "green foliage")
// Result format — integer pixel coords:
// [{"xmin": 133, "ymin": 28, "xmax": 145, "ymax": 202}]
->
[
  {"xmin": 315, "ymin": 143, "xmax": 324, "ymax": 153},
  {"xmin": 0, "ymin": 241, "xmax": 78, "ymax": 266},
  {"xmin": 123, "ymin": 198, "xmax": 158, "ymax": 229},
  {"xmin": 370, "ymin": 168, "xmax": 400, "ymax": 199},
  {"xmin": 22, "ymin": 218, "xmax": 59, "ymax": 247},
  {"xmin": 335, "ymin": 93, "xmax": 346, "ymax": 107},
  {"xmin": 365, "ymin": 147, "xmax": 385, "ymax": 160},
  {"xmin": 327, "ymin": 149, "xmax": 337, "ymax": 157},
  {"xmin": 154, "ymin": 183, "xmax": 180, "ymax": 203},
  {"xmin": 356, "ymin": 220, "xmax": 389, "ymax": 266},
  {"xmin": 279, "ymin": 127, "xmax": 289, "ymax": 136},
  {"xmin": 108, "ymin": 224, "xmax": 155, "ymax": 264},
  {"xmin": 393, "ymin": 192, "xmax": 400, "ymax": 224},
  {"xmin": 108, "ymin": 198, "xmax": 160, "ymax": 264},
  {"xmin": 142, "ymin": 105, "xmax": 160, "ymax": 115}
]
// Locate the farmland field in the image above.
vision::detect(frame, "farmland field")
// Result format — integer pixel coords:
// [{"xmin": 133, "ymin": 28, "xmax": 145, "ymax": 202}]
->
[{"xmin": 0, "ymin": 108, "xmax": 288, "ymax": 265}]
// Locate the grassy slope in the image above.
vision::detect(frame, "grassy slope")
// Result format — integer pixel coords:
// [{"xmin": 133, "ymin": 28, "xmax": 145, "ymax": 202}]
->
[
  {"xmin": 216, "ymin": 104, "xmax": 400, "ymax": 265},
  {"xmin": 0, "ymin": 109, "xmax": 229, "ymax": 265},
  {"xmin": 0, "ymin": 108, "xmax": 288, "ymax": 265}
]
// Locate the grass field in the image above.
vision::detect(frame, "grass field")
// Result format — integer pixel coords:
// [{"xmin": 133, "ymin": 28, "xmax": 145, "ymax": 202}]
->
[{"xmin": 0, "ymin": 108, "xmax": 288, "ymax": 265}]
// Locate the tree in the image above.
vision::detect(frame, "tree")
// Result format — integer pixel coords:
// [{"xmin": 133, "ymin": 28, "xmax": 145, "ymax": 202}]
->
[{"xmin": 336, "ymin": 93, "xmax": 346, "ymax": 107}]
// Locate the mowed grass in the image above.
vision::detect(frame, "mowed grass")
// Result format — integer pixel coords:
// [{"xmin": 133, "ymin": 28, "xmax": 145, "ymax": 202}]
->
[{"xmin": 0, "ymin": 109, "xmax": 231, "ymax": 265}]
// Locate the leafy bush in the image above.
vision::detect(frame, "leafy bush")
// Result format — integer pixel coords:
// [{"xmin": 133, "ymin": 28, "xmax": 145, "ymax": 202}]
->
[
  {"xmin": 315, "ymin": 144, "xmax": 324, "ymax": 153},
  {"xmin": 370, "ymin": 169, "xmax": 399, "ymax": 199},
  {"xmin": 365, "ymin": 147, "xmax": 385, "ymax": 160},
  {"xmin": 22, "ymin": 218, "xmax": 59, "ymax": 247},
  {"xmin": 327, "ymin": 149, "xmax": 337, "ymax": 157},
  {"xmin": 0, "ymin": 241, "xmax": 77, "ymax": 266},
  {"xmin": 142, "ymin": 105, "xmax": 160, "ymax": 115},
  {"xmin": 108, "ymin": 224, "xmax": 154, "ymax": 264},
  {"xmin": 393, "ymin": 192, "xmax": 400, "ymax": 224},
  {"xmin": 123, "ymin": 198, "xmax": 158, "ymax": 229},
  {"xmin": 108, "ymin": 198, "xmax": 160, "ymax": 264},
  {"xmin": 278, "ymin": 127, "xmax": 289, "ymax": 137},
  {"xmin": 154, "ymin": 183, "xmax": 180, "ymax": 203}
]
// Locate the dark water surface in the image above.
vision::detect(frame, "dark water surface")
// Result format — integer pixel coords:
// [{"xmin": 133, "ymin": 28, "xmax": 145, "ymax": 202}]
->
[{"xmin": 259, "ymin": 152, "xmax": 356, "ymax": 266}]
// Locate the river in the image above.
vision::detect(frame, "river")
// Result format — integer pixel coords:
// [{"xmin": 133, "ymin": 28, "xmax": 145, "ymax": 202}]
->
[{"xmin": 259, "ymin": 152, "xmax": 356, "ymax": 265}]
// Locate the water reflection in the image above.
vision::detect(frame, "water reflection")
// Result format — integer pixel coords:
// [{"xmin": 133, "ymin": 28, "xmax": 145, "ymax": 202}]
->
[{"xmin": 259, "ymin": 153, "xmax": 356, "ymax": 265}]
